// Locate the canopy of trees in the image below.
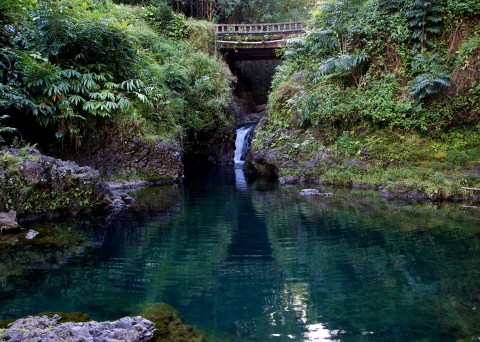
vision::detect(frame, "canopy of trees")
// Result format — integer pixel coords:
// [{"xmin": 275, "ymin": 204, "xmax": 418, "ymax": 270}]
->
[{"xmin": 115, "ymin": 0, "xmax": 314, "ymax": 23}]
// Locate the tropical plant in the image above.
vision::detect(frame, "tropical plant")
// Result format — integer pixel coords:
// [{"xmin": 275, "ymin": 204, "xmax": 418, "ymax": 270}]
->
[
  {"xmin": 0, "ymin": 115, "xmax": 16, "ymax": 145},
  {"xmin": 406, "ymin": 0, "xmax": 445, "ymax": 47},
  {"xmin": 408, "ymin": 53, "xmax": 451, "ymax": 101}
]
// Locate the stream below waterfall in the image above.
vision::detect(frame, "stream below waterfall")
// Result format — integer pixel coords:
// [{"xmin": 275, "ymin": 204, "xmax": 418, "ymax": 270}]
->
[{"xmin": 0, "ymin": 130, "xmax": 479, "ymax": 341}]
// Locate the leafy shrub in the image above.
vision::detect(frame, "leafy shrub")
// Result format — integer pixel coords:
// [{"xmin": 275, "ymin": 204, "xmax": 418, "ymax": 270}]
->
[
  {"xmin": 447, "ymin": 0, "xmax": 480, "ymax": 17},
  {"xmin": 1, "ymin": 0, "xmax": 231, "ymax": 149},
  {"xmin": 28, "ymin": 3, "xmax": 136, "ymax": 79},
  {"xmin": 143, "ymin": 1, "xmax": 175, "ymax": 34}
]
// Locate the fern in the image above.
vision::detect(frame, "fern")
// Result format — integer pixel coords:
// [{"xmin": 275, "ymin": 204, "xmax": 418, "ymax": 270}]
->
[
  {"xmin": 315, "ymin": 53, "xmax": 369, "ymax": 82},
  {"xmin": 408, "ymin": 53, "xmax": 451, "ymax": 101},
  {"xmin": 406, "ymin": 0, "xmax": 445, "ymax": 48},
  {"xmin": 0, "ymin": 115, "xmax": 16, "ymax": 145}
]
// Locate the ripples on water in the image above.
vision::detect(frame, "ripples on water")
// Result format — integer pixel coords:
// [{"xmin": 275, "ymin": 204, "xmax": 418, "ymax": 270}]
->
[{"xmin": 1, "ymin": 167, "xmax": 480, "ymax": 341}]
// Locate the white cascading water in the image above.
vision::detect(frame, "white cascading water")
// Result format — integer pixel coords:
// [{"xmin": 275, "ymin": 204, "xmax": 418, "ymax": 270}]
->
[
  {"xmin": 234, "ymin": 125, "xmax": 254, "ymax": 165},
  {"xmin": 234, "ymin": 125, "xmax": 254, "ymax": 190}
]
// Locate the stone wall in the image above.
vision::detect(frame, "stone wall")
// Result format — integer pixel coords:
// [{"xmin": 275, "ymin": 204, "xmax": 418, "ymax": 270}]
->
[{"xmin": 57, "ymin": 134, "xmax": 184, "ymax": 183}]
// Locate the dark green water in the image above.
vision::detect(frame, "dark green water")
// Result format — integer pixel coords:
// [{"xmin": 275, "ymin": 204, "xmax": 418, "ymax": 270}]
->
[{"xmin": 1, "ymin": 167, "xmax": 480, "ymax": 341}]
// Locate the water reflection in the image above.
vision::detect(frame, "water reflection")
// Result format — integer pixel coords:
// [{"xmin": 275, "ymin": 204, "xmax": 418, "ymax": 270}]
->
[
  {"xmin": 0, "ymin": 169, "xmax": 480, "ymax": 341},
  {"xmin": 235, "ymin": 166, "xmax": 248, "ymax": 191}
]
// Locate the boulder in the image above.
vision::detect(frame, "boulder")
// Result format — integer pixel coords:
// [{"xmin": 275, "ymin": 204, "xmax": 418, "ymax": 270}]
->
[
  {"xmin": 0, "ymin": 211, "xmax": 20, "ymax": 232},
  {"xmin": 25, "ymin": 229, "xmax": 39, "ymax": 240},
  {"xmin": 279, "ymin": 176, "xmax": 301, "ymax": 185},
  {"xmin": 0, "ymin": 148, "xmax": 130, "ymax": 219}
]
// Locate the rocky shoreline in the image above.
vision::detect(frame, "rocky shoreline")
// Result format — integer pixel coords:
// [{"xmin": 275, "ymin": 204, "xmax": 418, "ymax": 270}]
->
[
  {"xmin": 277, "ymin": 176, "xmax": 479, "ymax": 203},
  {"xmin": 245, "ymin": 121, "xmax": 480, "ymax": 204},
  {"xmin": 0, "ymin": 315, "xmax": 155, "ymax": 342},
  {"xmin": 0, "ymin": 148, "xmax": 138, "ymax": 231}
]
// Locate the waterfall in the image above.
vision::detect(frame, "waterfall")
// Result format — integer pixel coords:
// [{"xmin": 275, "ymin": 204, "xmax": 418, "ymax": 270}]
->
[{"xmin": 234, "ymin": 125, "xmax": 255, "ymax": 165}]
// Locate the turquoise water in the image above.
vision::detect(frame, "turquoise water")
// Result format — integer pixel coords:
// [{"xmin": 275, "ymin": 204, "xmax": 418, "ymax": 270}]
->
[{"xmin": 1, "ymin": 167, "xmax": 480, "ymax": 341}]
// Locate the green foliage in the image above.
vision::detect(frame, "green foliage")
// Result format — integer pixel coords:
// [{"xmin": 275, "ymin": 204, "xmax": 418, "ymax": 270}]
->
[
  {"xmin": 0, "ymin": 0, "xmax": 231, "ymax": 149},
  {"xmin": 268, "ymin": 0, "xmax": 478, "ymax": 134},
  {"xmin": 0, "ymin": 115, "xmax": 16, "ymax": 145},
  {"xmin": 408, "ymin": 53, "xmax": 451, "ymax": 101},
  {"xmin": 315, "ymin": 53, "xmax": 369, "ymax": 82},
  {"xmin": 141, "ymin": 2, "xmax": 200, "ymax": 41},
  {"xmin": 144, "ymin": 2, "xmax": 188, "ymax": 38},
  {"xmin": 165, "ymin": 0, "xmax": 313, "ymax": 23},
  {"xmin": 28, "ymin": 1, "xmax": 137, "ymax": 78},
  {"xmin": 406, "ymin": 0, "xmax": 445, "ymax": 47},
  {"xmin": 447, "ymin": 0, "xmax": 480, "ymax": 18},
  {"xmin": 455, "ymin": 31, "xmax": 480, "ymax": 68}
]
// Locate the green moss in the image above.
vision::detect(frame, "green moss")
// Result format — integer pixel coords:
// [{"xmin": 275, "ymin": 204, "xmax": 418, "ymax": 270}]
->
[
  {"xmin": 1, "ymin": 149, "xmax": 108, "ymax": 215},
  {"xmin": 35, "ymin": 312, "xmax": 92, "ymax": 323},
  {"xmin": 139, "ymin": 303, "xmax": 209, "ymax": 342},
  {"xmin": 251, "ymin": 124, "xmax": 480, "ymax": 199},
  {"xmin": 0, "ymin": 319, "xmax": 14, "ymax": 329}
]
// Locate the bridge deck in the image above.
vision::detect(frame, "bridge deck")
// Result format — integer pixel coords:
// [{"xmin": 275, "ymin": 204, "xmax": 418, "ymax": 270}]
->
[
  {"xmin": 215, "ymin": 22, "xmax": 305, "ymax": 35},
  {"xmin": 215, "ymin": 21, "xmax": 305, "ymax": 50}
]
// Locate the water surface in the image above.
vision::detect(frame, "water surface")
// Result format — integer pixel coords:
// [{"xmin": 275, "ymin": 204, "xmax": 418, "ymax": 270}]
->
[{"xmin": 1, "ymin": 168, "xmax": 480, "ymax": 341}]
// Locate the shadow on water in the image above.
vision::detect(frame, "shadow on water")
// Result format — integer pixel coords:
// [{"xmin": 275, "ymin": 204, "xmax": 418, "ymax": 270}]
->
[{"xmin": 1, "ymin": 167, "xmax": 480, "ymax": 341}]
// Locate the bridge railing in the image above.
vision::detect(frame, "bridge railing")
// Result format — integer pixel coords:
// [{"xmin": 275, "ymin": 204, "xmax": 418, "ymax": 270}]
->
[{"xmin": 215, "ymin": 22, "xmax": 306, "ymax": 35}]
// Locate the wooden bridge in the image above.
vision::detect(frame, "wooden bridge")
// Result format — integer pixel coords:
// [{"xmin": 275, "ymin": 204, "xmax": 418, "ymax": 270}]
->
[{"xmin": 215, "ymin": 22, "xmax": 306, "ymax": 62}]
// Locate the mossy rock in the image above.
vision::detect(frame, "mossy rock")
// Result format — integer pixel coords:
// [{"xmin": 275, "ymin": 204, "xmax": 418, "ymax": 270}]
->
[
  {"xmin": 0, "ymin": 319, "xmax": 14, "ymax": 329},
  {"xmin": 139, "ymin": 303, "xmax": 209, "ymax": 342}
]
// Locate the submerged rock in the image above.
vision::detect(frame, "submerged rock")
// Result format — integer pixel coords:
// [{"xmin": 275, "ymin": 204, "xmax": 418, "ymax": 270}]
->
[
  {"xmin": 139, "ymin": 303, "xmax": 208, "ymax": 342},
  {"xmin": 1, "ymin": 315, "xmax": 155, "ymax": 342},
  {"xmin": 24, "ymin": 229, "xmax": 39, "ymax": 240},
  {"xmin": 379, "ymin": 188, "xmax": 428, "ymax": 201},
  {"xmin": 299, "ymin": 189, "xmax": 334, "ymax": 197}
]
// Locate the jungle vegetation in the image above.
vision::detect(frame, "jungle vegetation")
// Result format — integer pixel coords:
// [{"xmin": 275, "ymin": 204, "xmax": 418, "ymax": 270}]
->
[
  {"xmin": 117, "ymin": 0, "xmax": 313, "ymax": 23},
  {"xmin": 0, "ymin": 0, "xmax": 231, "ymax": 151},
  {"xmin": 256, "ymin": 0, "xmax": 480, "ymax": 197}
]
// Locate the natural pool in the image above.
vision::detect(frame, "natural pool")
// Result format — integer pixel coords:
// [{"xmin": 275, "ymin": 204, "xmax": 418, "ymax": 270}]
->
[{"xmin": 1, "ymin": 167, "xmax": 480, "ymax": 341}]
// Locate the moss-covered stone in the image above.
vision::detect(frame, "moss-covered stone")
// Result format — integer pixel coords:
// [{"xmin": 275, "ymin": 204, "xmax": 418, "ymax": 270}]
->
[
  {"xmin": 139, "ymin": 303, "xmax": 209, "ymax": 342},
  {"xmin": 246, "ymin": 123, "xmax": 480, "ymax": 203},
  {"xmin": 0, "ymin": 148, "xmax": 122, "ymax": 219}
]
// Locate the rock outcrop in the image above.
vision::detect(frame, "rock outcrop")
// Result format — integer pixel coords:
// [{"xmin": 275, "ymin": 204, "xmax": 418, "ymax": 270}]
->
[
  {"xmin": 0, "ymin": 211, "xmax": 20, "ymax": 232},
  {"xmin": 1, "ymin": 315, "xmax": 155, "ymax": 342},
  {"xmin": 246, "ymin": 123, "xmax": 480, "ymax": 203},
  {"xmin": 0, "ymin": 148, "xmax": 127, "ymax": 219},
  {"xmin": 59, "ymin": 135, "xmax": 184, "ymax": 183}
]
